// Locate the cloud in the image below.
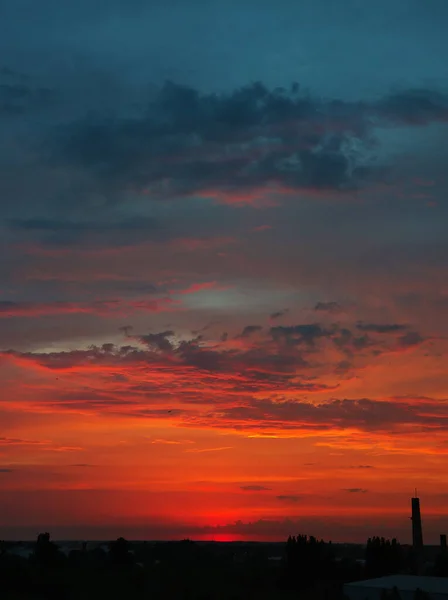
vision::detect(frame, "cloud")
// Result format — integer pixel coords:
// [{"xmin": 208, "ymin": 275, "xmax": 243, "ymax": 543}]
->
[
  {"xmin": 0, "ymin": 320, "xmax": 433, "ymax": 432},
  {"xmin": 0, "ymin": 437, "xmax": 47, "ymax": 447},
  {"xmin": 0, "ymin": 437, "xmax": 82, "ymax": 452},
  {"xmin": 175, "ymin": 281, "xmax": 221, "ymax": 295},
  {"xmin": 0, "ymin": 320, "xmax": 441, "ymax": 443},
  {"xmin": 348, "ymin": 465, "xmax": 375, "ymax": 469},
  {"xmin": 356, "ymin": 322, "xmax": 408, "ymax": 333},
  {"xmin": 185, "ymin": 446, "xmax": 233, "ymax": 453},
  {"xmin": 32, "ymin": 78, "xmax": 448, "ymax": 209},
  {"xmin": 0, "ymin": 298, "xmax": 176, "ymax": 318},
  {"xmin": 138, "ymin": 330, "xmax": 175, "ymax": 353},
  {"xmin": 50, "ymin": 81, "xmax": 366, "ymax": 200},
  {"xmin": 0, "ymin": 71, "xmax": 57, "ymax": 116},
  {"xmin": 314, "ymin": 302, "xmax": 342, "ymax": 314},
  {"xmin": 252, "ymin": 225, "xmax": 272, "ymax": 232},
  {"xmin": 270, "ymin": 323, "xmax": 329, "ymax": 347},
  {"xmin": 150, "ymin": 439, "xmax": 194, "ymax": 445},
  {"xmin": 342, "ymin": 488, "xmax": 368, "ymax": 493},
  {"xmin": 8, "ymin": 216, "xmax": 159, "ymax": 234},
  {"xmin": 240, "ymin": 485, "xmax": 272, "ymax": 491},
  {"xmin": 7, "ymin": 216, "xmax": 165, "ymax": 247},
  {"xmin": 270, "ymin": 309, "xmax": 289, "ymax": 320},
  {"xmin": 377, "ymin": 88, "xmax": 448, "ymax": 126},
  {"xmin": 276, "ymin": 495, "xmax": 302, "ymax": 502},
  {"xmin": 267, "ymin": 321, "xmax": 421, "ymax": 356},
  {"xmin": 0, "ymin": 468, "xmax": 13, "ymax": 473},
  {"xmin": 194, "ymin": 396, "xmax": 448, "ymax": 434},
  {"xmin": 0, "ymin": 330, "xmax": 326, "ymax": 391},
  {"xmin": 237, "ymin": 325, "xmax": 263, "ymax": 338},
  {"xmin": 398, "ymin": 331, "xmax": 424, "ymax": 348}
]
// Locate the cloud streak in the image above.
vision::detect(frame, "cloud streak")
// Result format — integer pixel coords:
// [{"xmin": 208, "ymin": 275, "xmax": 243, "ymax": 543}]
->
[
  {"xmin": 276, "ymin": 495, "xmax": 302, "ymax": 502},
  {"xmin": 0, "ymin": 298, "xmax": 177, "ymax": 318}
]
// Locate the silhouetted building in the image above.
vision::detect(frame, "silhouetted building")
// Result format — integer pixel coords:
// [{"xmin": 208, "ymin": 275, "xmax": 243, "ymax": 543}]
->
[
  {"xmin": 441, "ymin": 535, "xmax": 447, "ymax": 550},
  {"xmin": 344, "ymin": 575, "xmax": 448, "ymax": 600},
  {"xmin": 411, "ymin": 496, "xmax": 424, "ymax": 550}
]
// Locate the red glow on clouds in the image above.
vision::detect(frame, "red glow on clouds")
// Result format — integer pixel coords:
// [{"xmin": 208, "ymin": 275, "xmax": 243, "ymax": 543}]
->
[
  {"xmin": 196, "ymin": 186, "xmax": 289, "ymax": 207},
  {"xmin": 175, "ymin": 281, "xmax": 221, "ymax": 295},
  {"xmin": 0, "ymin": 298, "xmax": 178, "ymax": 318}
]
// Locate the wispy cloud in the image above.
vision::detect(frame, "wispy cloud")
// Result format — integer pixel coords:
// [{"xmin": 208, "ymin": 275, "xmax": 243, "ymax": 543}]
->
[
  {"xmin": 151, "ymin": 439, "xmax": 194, "ymax": 445},
  {"xmin": 185, "ymin": 446, "xmax": 233, "ymax": 454}
]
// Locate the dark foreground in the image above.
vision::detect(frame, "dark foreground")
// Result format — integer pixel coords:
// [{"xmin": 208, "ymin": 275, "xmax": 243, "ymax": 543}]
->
[{"xmin": 0, "ymin": 534, "xmax": 447, "ymax": 599}]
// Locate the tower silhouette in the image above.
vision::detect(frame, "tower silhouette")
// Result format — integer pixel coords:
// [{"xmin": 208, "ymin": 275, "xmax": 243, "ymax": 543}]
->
[{"xmin": 411, "ymin": 493, "xmax": 424, "ymax": 550}]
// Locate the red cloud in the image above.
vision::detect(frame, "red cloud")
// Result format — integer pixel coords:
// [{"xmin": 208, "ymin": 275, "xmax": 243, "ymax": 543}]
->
[
  {"xmin": 173, "ymin": 281, "xmax": 231, "ymax": 295},
  {"xmin": 0, "ymin": 318, "xmax": 439, "ymax": 447},
  {"xmin": 252, "ymin": 225, "xmax": 273, "ymax": 232},
  {"xmin": 197, "ymin": 185, "xmax": 290, "ymax": 207},
  {"xmin": 0, "ymin": 297, "xmax": 177, "ymax": 318}
]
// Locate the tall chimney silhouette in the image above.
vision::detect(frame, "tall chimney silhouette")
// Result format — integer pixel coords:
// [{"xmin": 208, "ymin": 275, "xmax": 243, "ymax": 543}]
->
[
  {"xmin": 411, "ymin": 494, "xmax": 424, "ymax": 550},
  {"xmin": 441, "ymin": 534, "xmax": 447, "ymax": 549}
]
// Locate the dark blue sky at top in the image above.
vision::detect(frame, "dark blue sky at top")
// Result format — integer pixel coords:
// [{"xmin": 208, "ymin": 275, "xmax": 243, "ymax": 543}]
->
[{"xmin": 2, "ymin": 0, "xmax": 448, "ymax": 98}]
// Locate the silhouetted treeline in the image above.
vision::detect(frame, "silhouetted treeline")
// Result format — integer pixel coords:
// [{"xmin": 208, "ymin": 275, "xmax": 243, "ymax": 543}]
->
[
  {"xmin": 0, "ymin": 532, "xmax": 447, "ymax": 599},
  {"xmin": 365, "ymin": 537, "xmax": 403, "ymax": 578},
  {"xmin": 285, "ymin": 534, "xmax": 336, "ymax": 589}
]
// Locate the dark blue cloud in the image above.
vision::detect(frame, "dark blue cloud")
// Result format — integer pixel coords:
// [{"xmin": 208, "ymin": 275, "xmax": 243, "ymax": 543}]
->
[
  {"xmin": 314, "ymin": 302, "xmax": 342, "ymax": 314},
  {"xmin": 7, "ymin": 216, "xmax": 165, "ymax": 247},
  {"xmin": 356, "ymin": 322, "xmax": 408, "ymax": 333},
  {"xmin": 236, "ymin": 325, "xmax": 263, "ymax": 338},
  {"xmin": 270, "ymin": 324, "xmax": 329, "ymax": 346},
  {"xmin": 45, "ymin": 81, "xmax": 448, "ymax": 202},
  {"xmin": 0, "ymin": 68, "xmax": 57, "ymax": 116},
  {"xmin": 377, "ymin": 88, "xmax": 448, "ymax": 126}
]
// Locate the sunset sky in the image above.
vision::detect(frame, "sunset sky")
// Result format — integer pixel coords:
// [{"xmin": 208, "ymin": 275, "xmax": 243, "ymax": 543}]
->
[{"xmin": 0, "ymin": 0, "xmax": 447, "ymax": 543}]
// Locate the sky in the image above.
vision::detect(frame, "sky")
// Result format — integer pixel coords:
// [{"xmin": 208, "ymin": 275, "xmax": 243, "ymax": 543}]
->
[{"xmin": 0, "ymin": 0, "xmax": 447, "ymax": 543}]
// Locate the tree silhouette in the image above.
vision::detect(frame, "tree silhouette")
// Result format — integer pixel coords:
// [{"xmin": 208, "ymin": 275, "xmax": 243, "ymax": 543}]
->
[
  {"xmin": 284, "ymin": 534, "xmax": 334, "ymax": 589},
  {"xmin": 109, "ymin": 536, "xmax": 134, "ymax": 567},
  {"xmin": 365, "ymin": 537, "xmax": 403, "ymax": 578},
  {"xmin": 33, "ymin": 532, "xmax": 65, "ymax": 568},
  {"xmin": 414, "ymin": 588, "xmax": 430, "ymax": 600}
]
